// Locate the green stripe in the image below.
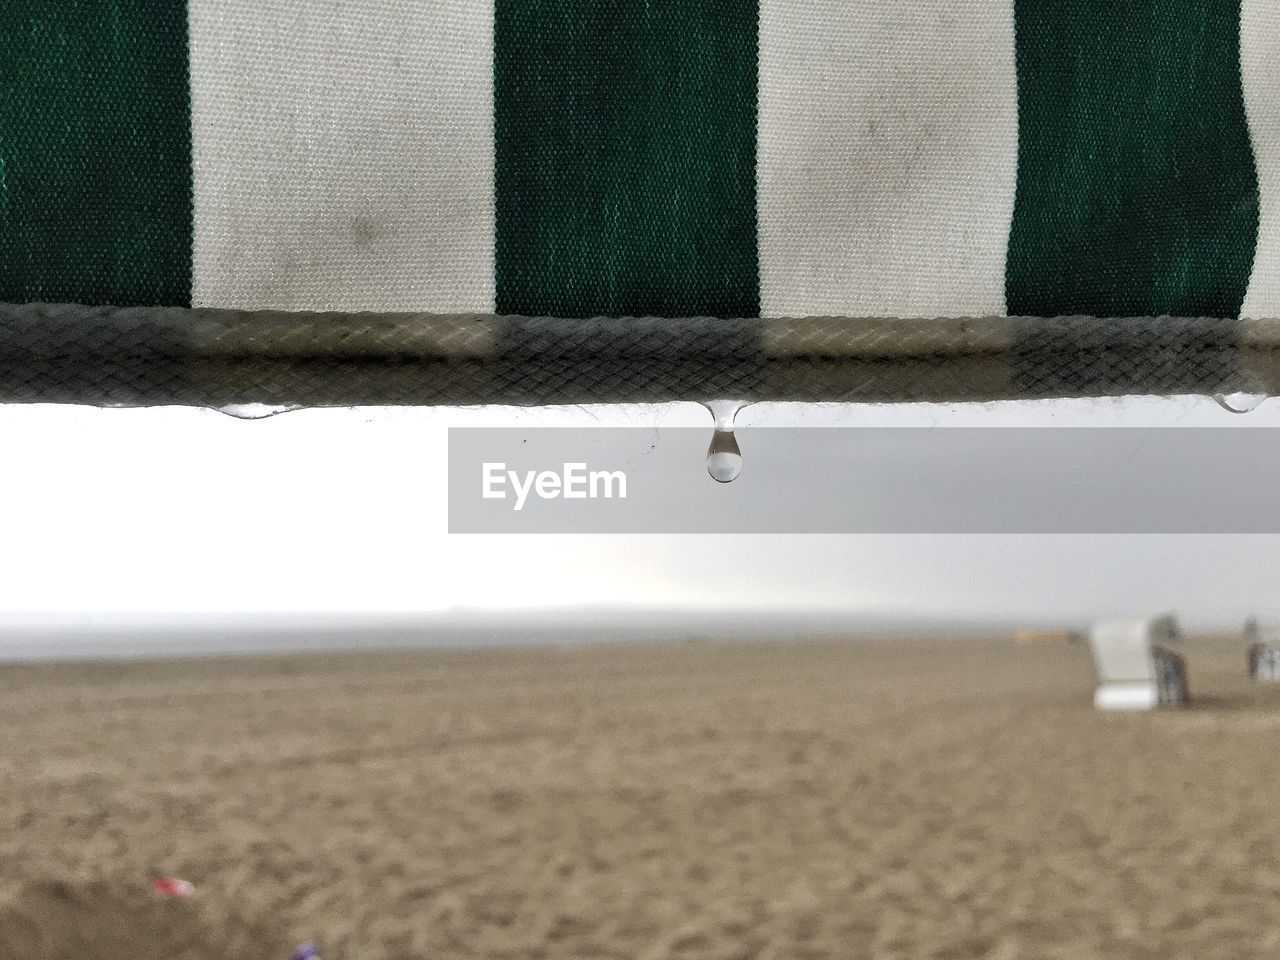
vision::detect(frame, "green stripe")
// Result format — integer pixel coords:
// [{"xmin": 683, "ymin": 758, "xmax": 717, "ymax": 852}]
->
[
  {"xmin": 1006, "ymin": 0, "xmax": 1258, "ymax": 318},
  {"xmin": 494, "ymin": 0, "xmax": 758, "ymax": 318},
  {"xmin": 0, "ymin": 1, "xmax": 192, "ymax": 307}
]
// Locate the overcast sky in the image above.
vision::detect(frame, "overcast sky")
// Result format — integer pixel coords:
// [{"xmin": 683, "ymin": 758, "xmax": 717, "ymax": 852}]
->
[{"xmin": 1, "ymin": 395, "xmax": 1278, "ymax": 644}]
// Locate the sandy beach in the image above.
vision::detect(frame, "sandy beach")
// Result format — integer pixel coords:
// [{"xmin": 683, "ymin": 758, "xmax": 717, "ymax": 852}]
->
[{"xmin": 2, "ymin": 635, "xmax": 1278, "ymax": 959}]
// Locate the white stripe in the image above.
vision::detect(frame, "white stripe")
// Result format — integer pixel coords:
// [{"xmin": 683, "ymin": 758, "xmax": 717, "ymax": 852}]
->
[
  {"xmin": 757, "ymin": 1, "xmax": 1019, "ymax": 319},
  {"xmin": 1241, "ymin": 0, "xmax": 1280, "ymax": 320},
  {"xmin": 190, "ymin": 0, "xmax": 494, "ymax": 313}
]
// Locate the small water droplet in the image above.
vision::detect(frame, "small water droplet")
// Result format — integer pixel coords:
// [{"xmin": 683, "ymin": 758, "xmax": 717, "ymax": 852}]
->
[
  {"xmin": 216, "ymin": 403, "xmax": 298, "ymax": 420},
  {"xmin": 1214, "ymin": 392, "xmax": 1269, "ymax": 414},
  {"xmin": 702, "ymin": 399, "xmax": 747, "ymax": 483},
  {"xmin": 706, "ymin": 429, "xmax": 742, "ymax": 483}
]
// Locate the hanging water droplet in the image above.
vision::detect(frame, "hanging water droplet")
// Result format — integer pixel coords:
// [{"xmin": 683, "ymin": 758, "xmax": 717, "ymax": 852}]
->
[
  {"xmin": 216, "ymin": 402, "xmax": 299, "ymax": 420},
  {"xmin": 702, "ymin": 399, "xmax": 746, "ymax": 483},
  {"xmin": 1213, "ymin": 392, "xmax": 1269, "ymax": 414},
  {"xmin": 706, "ymin": 428, "xmax": 742, "ymax": 483}
]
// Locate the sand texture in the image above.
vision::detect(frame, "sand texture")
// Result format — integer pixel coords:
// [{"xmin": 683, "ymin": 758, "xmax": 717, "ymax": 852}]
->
[{"xmin": 2, "ymin": 636, "xmax": 1279, "ymax": 959}]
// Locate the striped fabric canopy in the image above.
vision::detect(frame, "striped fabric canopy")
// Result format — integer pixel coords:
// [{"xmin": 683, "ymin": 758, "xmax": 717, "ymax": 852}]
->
[{"xmin": 1, "ymin": 0, "xmax": 1278, "ymax": 322}]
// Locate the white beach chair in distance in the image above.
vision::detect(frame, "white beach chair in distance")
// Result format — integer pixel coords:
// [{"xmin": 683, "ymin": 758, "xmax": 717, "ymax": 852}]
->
[
  {"xmin": 1088, "ymin": 615, "xmax": 1189, "ymax": 710},
  {"xmin": 1245, "ymin": 617, "xmax": 1280, "ymax": 681}
]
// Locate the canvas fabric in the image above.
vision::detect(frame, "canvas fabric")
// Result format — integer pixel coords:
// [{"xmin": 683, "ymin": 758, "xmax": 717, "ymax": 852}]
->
[{"xmin": 3, "ymin": 0, "xmax": 1280, "ymax": 322}]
